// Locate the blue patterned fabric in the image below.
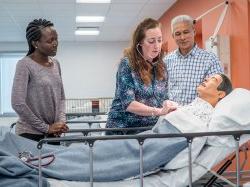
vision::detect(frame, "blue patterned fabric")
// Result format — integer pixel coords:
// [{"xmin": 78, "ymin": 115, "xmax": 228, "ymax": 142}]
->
[
  {"xmin": 107, "ymin": 57, "xmax": 168, "ymax": 129},
  {"xmin": 164, "ymin": 45, "xmax": 223, "ymax": 105}
]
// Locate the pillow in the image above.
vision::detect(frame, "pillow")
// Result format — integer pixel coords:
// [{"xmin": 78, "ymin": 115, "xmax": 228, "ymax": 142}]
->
[{"xmin": 208, "ymin": 88, "xmax": 250, "ymax": 147}]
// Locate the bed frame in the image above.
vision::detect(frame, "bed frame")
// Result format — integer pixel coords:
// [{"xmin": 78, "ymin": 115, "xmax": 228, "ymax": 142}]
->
[
  {"xmin": 65, "ymin": 97, "xmax": 113, "ymax": 120},
  {"xmin": 37, "ymin": 129, "xmax": 250, "ymax": 187}
]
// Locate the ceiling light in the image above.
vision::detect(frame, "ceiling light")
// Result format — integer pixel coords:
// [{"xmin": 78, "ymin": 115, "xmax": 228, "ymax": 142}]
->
[
  {"xmin": 75, "ymin": 28, "xmax": 100, "ymax": 36},
  {"xmin": 76, "ymin": 16, "xmax": 105, "ymax": 23},
  {"xmin": 76, "ymin": 0, "xmax": 111, "ymax": 3}
]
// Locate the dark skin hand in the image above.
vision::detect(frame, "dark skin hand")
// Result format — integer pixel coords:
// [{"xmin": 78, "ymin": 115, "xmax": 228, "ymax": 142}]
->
[{"xmin": 48, "ymin": 121, "xmax": 69, "ymax": 137}]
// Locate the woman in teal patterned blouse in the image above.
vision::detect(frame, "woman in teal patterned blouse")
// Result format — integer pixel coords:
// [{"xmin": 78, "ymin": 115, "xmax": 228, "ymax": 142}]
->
[{"xmin": 106, "ymin": 18, "xmax": 177, "ymax": 134}]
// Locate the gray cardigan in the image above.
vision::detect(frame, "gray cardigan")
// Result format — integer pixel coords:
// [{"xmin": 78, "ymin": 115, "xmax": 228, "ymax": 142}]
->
[{"xmin": 11, "ymin": 56, "xmax": 66, "ymax": 135}]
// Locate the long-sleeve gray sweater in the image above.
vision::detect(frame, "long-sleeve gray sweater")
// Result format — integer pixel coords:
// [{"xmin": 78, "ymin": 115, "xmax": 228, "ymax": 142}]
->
[{"xmin": 11, "ymin": 56, "xmax": 66, "ymax": 135}]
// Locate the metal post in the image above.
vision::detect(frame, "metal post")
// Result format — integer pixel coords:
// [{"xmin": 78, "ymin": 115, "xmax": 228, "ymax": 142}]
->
[
  {"xmin": 187, "ymin": 138, "xmax": 193, "ymax": 187},
  {"xmin": 234, "ymin": 136, "xmax": 240, "ymax": 187},
  {"xmin": 89, "ymin": 142, "xmax": 94, "ymax": 187},
  {"xmin": 62, "ymin": 132, "xmax": 66, "ymax": 146},
  {"xmin": 88, "ymin": 122, "xmax": 92, "ymax": 136},
  {"xmin": 139, "ymin": 140, "xmax": 144, "ymax": 187},
  {"xmin": 38, "ymin": 149, "xmax": 42, "ymax": 187}
]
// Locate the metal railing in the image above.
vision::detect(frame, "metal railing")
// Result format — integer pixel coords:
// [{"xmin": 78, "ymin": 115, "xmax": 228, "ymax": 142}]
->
[
  {"xmin": 65, "ymin": 97, "xmax": 113, "ymax": 114},
  {"xmin": 37, "ymin": 129, "xmax": 250, "ymax": 187},
  {"xmin": 65, "ymin": 126, "xmax": 153, "ymax": 136}
]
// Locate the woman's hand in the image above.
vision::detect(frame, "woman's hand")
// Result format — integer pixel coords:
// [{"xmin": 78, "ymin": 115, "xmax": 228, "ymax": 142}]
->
[
  {"xmin": 48, "ymin": 121, "xmax": 69, "ymax": 135},
  {"xmin": 158, "ymin": 100, "xmax": 178, "ymax": 115}
]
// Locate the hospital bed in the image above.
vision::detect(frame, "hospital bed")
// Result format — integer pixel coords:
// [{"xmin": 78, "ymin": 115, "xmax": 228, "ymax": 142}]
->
[
  {"xmin": 2, "ymin": 88, "xmax": 250, "ymax": 187},
  {"xmin": 2, "ymin": 126, "xmax": 249, "ymax": 187},
  {"xmin": 65, "ymin": 97, "xmax": 113, "ymax": 120},
  {"xmin": 38, "ymin": 129, "xmax": 250, "ymax": 187},
  {"xmin": 36, "ymin": 88, "xmax": 250, "ymax": 187},
  {"xmin": 65, "ymin": 97, "xmax": 112, "ymax": 130}
]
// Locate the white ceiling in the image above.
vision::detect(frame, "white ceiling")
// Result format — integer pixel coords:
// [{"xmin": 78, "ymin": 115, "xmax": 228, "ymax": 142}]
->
[{"xmin": 0, "ymin": 0, "xmax": 176, "ymax": 42}]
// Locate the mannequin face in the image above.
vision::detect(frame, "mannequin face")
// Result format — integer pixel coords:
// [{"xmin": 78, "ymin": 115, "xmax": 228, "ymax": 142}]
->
[
  {"xmin": 197, "ymin": 74, "xmax": 226, "ymax": 106},
  {"xmin": 140, "ymin": 27, "xmax": 162, "ymax": 62}
]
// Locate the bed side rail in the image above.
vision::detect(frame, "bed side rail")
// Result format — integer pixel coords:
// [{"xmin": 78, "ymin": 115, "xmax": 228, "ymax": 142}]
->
[
  {"xmin": 65, "ymin": 126, "xmax": 153, "ymax": 136},
  {"xmin": 37, "ymin": 130, "xmax": 250, "ymax": 187}
]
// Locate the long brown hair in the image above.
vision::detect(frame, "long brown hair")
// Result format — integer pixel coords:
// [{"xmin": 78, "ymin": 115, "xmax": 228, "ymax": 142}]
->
[{"xmin": 124, "ymin": 18, "xmax": 166, "ymax": 85}]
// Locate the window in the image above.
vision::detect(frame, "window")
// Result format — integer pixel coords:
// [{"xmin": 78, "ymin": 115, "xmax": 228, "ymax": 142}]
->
[{"xmin": 0, "ymin": 53, "xmax": 25, "ymax": 116}]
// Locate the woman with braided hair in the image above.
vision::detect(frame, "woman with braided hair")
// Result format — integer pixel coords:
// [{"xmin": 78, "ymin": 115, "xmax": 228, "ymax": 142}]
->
[{"xmin": 11, "ymin": 18, "xmax": 68, "ymax": 144}]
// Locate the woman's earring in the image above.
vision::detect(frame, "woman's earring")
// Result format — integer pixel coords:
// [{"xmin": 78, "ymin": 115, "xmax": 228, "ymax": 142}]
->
[{"xmin": 35, "ymin": 46, "xmax": 38, "ymax": 49}]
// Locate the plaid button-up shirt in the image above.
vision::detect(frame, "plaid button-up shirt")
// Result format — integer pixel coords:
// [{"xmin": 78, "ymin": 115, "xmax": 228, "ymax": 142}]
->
[{"xmin": 164, "ymin": 45, "xmax": 223, "ymax": 105}]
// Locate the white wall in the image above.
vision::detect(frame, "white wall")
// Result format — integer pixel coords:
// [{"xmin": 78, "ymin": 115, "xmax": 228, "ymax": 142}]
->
[
  {"xmin": 0, "ymin": 41, "xmax": 128, "ymax": 99},
  {"xmin": 0, "ymin": 42, "xmax": 27, "ymax": 52},
  {"xmin": 0, "ymin": 41, "xmax": 128, "ymax": 124},
  {"xmin": 58, "ymin": 41, "xmax": 128, "ymax": 98}
]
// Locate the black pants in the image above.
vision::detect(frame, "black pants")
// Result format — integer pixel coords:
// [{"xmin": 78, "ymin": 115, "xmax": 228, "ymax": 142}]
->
[{"xmin": 19, "ymin": 133, "xmax": 60, "ymax": 145}]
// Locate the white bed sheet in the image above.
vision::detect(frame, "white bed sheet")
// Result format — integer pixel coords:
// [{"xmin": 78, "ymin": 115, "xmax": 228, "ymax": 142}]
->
[{"xmin": 244, "ymin": 182, "xmax": 250, "ymax": 187}]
